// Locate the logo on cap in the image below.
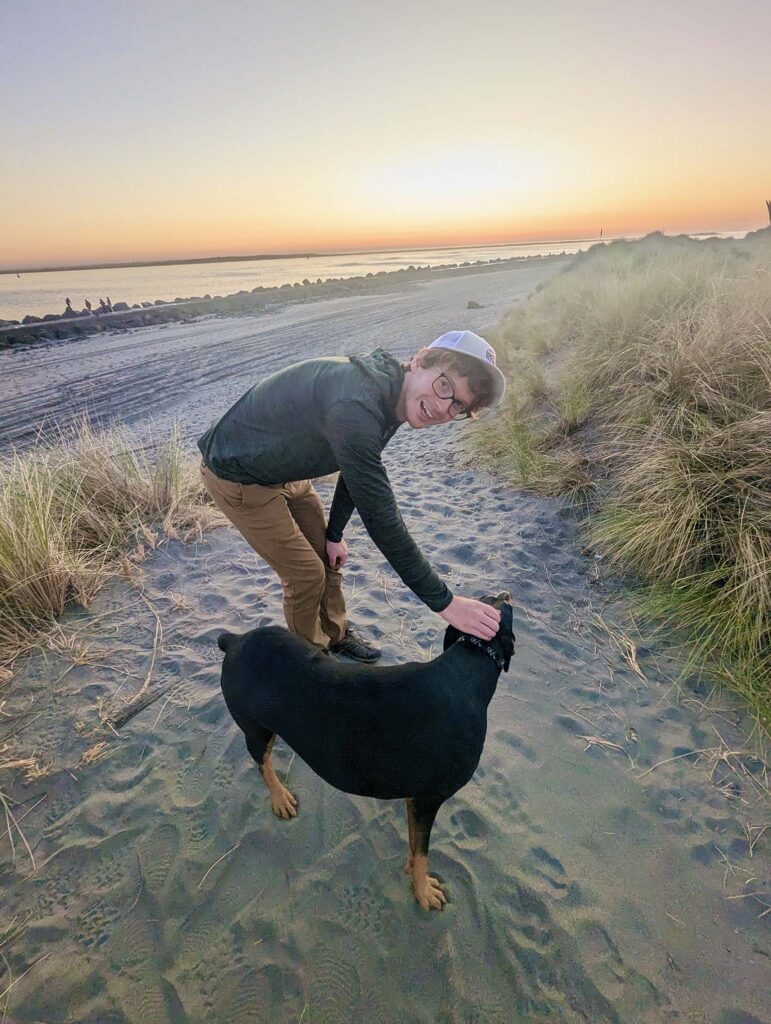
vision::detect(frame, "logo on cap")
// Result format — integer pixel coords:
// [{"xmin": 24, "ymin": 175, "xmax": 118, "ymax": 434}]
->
[{"xmin": 485, "ymin": 347, "xmax": 496, "ymax": 365}]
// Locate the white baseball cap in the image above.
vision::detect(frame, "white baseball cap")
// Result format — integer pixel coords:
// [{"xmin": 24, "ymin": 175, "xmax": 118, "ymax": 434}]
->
[{"xmin": 427, "ymin": 330, "xmax": 506, "ymax": 406}]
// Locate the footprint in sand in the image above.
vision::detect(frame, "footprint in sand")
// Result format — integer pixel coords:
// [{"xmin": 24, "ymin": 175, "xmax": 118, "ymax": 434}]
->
[
  {"xmin": 201, "ymin": 592, "xmax": 228, "ymax": 614},
  {"xmin": 34, "ymin": 870, "xmax": 79, "ymax": 920},
  {"xmin": 306, "ymin": 951, "xmax": 364, "ymax": 1024},
  {"xmin": 114, "ymin": 622, "xmax": 156, "ymax": 651},
  {"xmin": 106, "ymin": 755, "xmax": 155, "ymax": 794},
  {"xmin": 134, "ymin": 821, "xmax": 181, "ymax": 898},
  {"xmin": 719, "ymin": 1012, "xmax": 770, "ymax": 1024},
  {"xmin": 175, "ymin": 755, "xmax": 217, "ymax": 806},
  {"xmin": 107, "ymin": 907, "xmax": 165, "ymax": 969},
  {"xmin": 523, "ymin": 845, "xmax": 583, "ymax": 904},
  {"xmin": 207, "ymin": 963, "xmax": 281, "ymax": 1024},
  {"xmin": 339, "ymin": 881, "xmax": 390, "ymax": 937},
  {"xmin": 211, "ymin": 754, "xmax": 237, "ymax": 793},
  {"xmin": 181, "ymin": 801, "xmax": 220, "ymax": 856},
  {"xmin": 40, "ymin": 771, "xmax": 85, "ymax": 832},
  {"xmin": 496, "ymin": 728, "xmax": 539, "ymax": 763},
  {"xmin": 690, "ymin": 841, "xmax": 725, "ymax": 865},
  {"xmin": 193, "ymin": 920, "xmax": 305, "ymax": 1015},
  {"xmin": 76, "ymin": 894, "xmax": 124, "ymax": 952},
  {"xmin": 574, "ymin": 919, "xmax": 663, "ymax": 1017},
  {"xmin": 119, "ymin": 976, "xmax": 187, "ymax": 1024},
  {"xmin": 495, "ymin": 885, "xmax": 640, "ymax": 1023},
  {"xmin": 319, "ymin": 787, "xmax": 361, "ymax": 853},
  {"xmin": 554, "ymin": 714, "xmax": 585, "ymax": 737},
  {"xmin": 447, "ymin": 541, "xmax": 477, "ymax": 562},
  {"xmin": 449, "ymin": 807, "xmax": 489, "ymax": 848}
]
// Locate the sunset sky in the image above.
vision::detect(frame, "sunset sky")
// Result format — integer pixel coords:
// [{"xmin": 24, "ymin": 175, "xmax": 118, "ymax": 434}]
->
[{"xmin": 2, "ymin": 0, "xmax": 770, "ymax": 270}]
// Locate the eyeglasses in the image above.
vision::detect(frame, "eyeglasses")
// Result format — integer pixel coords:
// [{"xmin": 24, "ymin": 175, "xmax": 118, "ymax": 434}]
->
[{"xmin": 432, "ymin": 373, "xmax": 472, "ymax": 420}]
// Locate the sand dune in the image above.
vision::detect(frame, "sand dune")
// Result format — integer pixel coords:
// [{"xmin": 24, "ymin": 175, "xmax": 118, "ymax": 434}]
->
[{"xmin": 0, "ymin": 263, "xmax": 768, "ymax": 1023}]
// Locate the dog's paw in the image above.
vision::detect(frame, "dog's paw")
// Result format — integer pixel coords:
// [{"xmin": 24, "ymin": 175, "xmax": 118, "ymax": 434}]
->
[
  {"xmin": 413, "ymin": 875, "xmax": 447, "ymax": 911},
  {"xmin": 271, "ymin": 786, "xmax": 298, "ymax": 819}
]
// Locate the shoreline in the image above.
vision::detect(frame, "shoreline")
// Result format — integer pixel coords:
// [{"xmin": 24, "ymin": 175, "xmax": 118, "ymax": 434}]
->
[
  {"xmin": 0, "ymin": 253, "xmax": 570, "ymax": 348},
  {"xmin": 1, "ymin": 228, "xmax": 742, "ymax": 277},
  {"xmin": 0, "ymin": 235, "xmax": 600, "ymax": 277}
]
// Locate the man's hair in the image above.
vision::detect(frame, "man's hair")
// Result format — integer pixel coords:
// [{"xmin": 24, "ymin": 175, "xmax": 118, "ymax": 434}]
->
[{"xmin": 417, "ymin": 349, "xmax": 495, "ymax": 414}]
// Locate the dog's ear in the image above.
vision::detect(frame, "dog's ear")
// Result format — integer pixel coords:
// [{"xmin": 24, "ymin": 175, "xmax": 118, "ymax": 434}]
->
[
  {"xmin": 443, "ymin": 624, "xmax": 462, "ymax": 652},
  {"xmin": 500, "ymin": 604, "xmax": 515, "ymax": 672}
]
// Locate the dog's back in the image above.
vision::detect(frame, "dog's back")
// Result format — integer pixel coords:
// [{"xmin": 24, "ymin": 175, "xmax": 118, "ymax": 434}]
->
[{"xmin": 219, "ymin": 625, "xmax": 494, "ymax": 801}]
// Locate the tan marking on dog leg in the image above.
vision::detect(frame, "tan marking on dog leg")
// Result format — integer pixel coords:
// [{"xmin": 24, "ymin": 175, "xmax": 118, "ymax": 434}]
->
[
  {"xmin": 411, "ymin": 853, "xmax": 447, "ymax": 911},
  {"xmin": 404, "ymin": 798, "xmax": 416, "ymax": 874},
  {"xmin": 259, "ymin": 736, "xmax": 298, "ymax": 819}
]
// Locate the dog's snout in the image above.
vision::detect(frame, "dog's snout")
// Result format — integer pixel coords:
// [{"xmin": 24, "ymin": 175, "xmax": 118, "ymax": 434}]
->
[{"xmin": 496, "ymin": 590, "xmax": 512, "ymax": 604}]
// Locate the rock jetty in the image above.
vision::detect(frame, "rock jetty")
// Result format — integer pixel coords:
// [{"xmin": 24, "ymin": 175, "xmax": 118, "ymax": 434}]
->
[{"xmin": 0, "ymin": 254, "xmax": 567, "ymax": 349}]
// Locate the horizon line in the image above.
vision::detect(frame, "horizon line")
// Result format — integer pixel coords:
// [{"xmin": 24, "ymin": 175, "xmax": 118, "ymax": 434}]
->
[
  {"xmin": 1, "ymin": 235, "xmax": 592, "ymax": 276},
  {"xmin": 0, "ymin": 227, "xmax": 741, "ymax": 277}
]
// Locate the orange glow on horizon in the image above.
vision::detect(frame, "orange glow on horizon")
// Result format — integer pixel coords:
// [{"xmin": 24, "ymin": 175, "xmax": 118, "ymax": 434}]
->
[
  {"xmin": 3, "ymin": 4, "xmax": 769, "ymax": 272},
  {"xmin": 3, "ymin": 207, "xmax": 764, "ymax": 272}
]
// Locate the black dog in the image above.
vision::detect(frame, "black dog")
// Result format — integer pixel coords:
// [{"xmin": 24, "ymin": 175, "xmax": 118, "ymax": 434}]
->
[{"xmin": 218, "ymin": 592, "xmax": 514, "ymax": 910}]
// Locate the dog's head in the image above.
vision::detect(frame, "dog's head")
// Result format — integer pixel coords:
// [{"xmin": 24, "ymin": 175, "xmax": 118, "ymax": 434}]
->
[{"xmin": 443, "ymin": 591, "xmax": 515, "ymax": 672}]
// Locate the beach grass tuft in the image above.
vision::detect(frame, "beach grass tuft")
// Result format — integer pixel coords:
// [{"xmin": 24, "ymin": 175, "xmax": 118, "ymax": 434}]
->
[
  {"xmin": 0, "ymin": 421, "xmax": 219, "ymax": 667},
  {"xmin": 474, "ymin": 230, "xmax": 771, "ymax": 724}
]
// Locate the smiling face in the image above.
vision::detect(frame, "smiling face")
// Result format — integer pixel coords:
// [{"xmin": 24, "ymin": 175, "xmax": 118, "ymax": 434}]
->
[{"xmin": 395, "ymin": 348, "xmax": 478, "ymax": 429}]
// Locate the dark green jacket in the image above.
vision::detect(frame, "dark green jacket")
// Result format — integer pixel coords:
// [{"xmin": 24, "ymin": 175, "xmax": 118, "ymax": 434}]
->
[{"xmin": 198, "ymin": 349, "xmax": 453, "ymax": 612}]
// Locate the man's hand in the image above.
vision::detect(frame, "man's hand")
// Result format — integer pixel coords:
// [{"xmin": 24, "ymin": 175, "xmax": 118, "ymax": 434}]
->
[
  {"xmin": 439, "ymin": 595, "xmax": 501, "ymax": 641},
  {"xmin": 326, "ymin": 538, "xmax": 348, "ymax": 570}
]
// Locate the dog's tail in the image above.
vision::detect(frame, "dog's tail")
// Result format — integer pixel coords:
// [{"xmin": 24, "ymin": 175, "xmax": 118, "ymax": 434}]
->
[{"xmin": 217, "ymin": 631, "xmax": 236, "ymax": 653}]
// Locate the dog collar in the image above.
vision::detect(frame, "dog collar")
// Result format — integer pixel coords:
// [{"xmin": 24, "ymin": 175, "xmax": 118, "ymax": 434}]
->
[{"xmin": 457, "ymin": 634, "xmax": 505, "ymax": 671}]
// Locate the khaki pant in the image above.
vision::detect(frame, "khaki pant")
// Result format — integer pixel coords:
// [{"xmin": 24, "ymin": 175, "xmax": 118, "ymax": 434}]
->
[{"xmin": 200, "ymin": 464, "xmax": 347, "ymax": 648}]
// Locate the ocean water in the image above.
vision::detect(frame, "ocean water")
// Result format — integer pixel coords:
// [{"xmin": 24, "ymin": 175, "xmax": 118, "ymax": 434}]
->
[
  {"xmin": 0, "ymin": 239, "xmax": 589, "ymax": 321},
  {"xmin": 0, "ymin": 233, "xmax": 746, "ymax": 322}
]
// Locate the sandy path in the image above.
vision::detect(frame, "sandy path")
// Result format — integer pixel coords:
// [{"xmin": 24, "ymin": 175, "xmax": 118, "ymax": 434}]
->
[{"xmin": 0, "ymin": 261, "xmax": 768, "ymax": 1024}]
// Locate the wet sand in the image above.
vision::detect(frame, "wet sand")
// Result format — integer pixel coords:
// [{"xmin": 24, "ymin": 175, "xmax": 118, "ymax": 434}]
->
[{"xmin": 0, "ymin": 261, "xmax": 768, "ymax": 1023}]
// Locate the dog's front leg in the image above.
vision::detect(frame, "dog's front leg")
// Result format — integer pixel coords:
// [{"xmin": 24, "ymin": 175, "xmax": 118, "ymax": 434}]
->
[
  {"xmin": 245, "ymin": 729, "xmax": 298, "ymax": 819},
  {"xmin": 405, "ymin": 797, "xmax": 447, "ymax": 911},
  {"xmin": 404, "ymin": 798, "xmax": 416, "ymax": 875}
]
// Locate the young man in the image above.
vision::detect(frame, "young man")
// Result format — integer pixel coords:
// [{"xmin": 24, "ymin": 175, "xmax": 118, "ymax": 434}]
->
[{"xmin": 198, "ymin": 330, "xmax": 506, "ymax": 662}]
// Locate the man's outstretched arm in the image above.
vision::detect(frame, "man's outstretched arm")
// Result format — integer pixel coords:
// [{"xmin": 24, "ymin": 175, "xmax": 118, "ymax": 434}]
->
[{"xmin": 324, "ymin": 401, "xmax": 500, "ymax": 638}]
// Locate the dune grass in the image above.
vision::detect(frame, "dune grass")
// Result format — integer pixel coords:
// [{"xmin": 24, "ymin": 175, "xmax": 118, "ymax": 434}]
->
[
  {"xmin": 471, "ymin": 230, "xmax": 771, "ymax": 725},
  {"xmin": 0, "ymin": 422, "xmax": 219, "ymax": 667}
]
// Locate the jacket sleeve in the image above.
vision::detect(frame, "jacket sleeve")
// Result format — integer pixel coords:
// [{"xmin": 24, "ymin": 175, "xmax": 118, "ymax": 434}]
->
[
  {"xmin": 323, "ymin": 400, "xmax": 453, "ymax": 613},
  {"xmin": 326, "ymin": 474, "xmax": 355, "ymax": 543}
]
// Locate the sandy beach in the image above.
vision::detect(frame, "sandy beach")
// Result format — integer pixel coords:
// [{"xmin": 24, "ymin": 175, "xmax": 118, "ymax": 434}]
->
[
  {"xmin": 0, "ymin": 259, "xmax": 567, "ymax": 448},
  {"xmin": 0, "ymin": 261, "xmax": 768, "ymax": 1024}
]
